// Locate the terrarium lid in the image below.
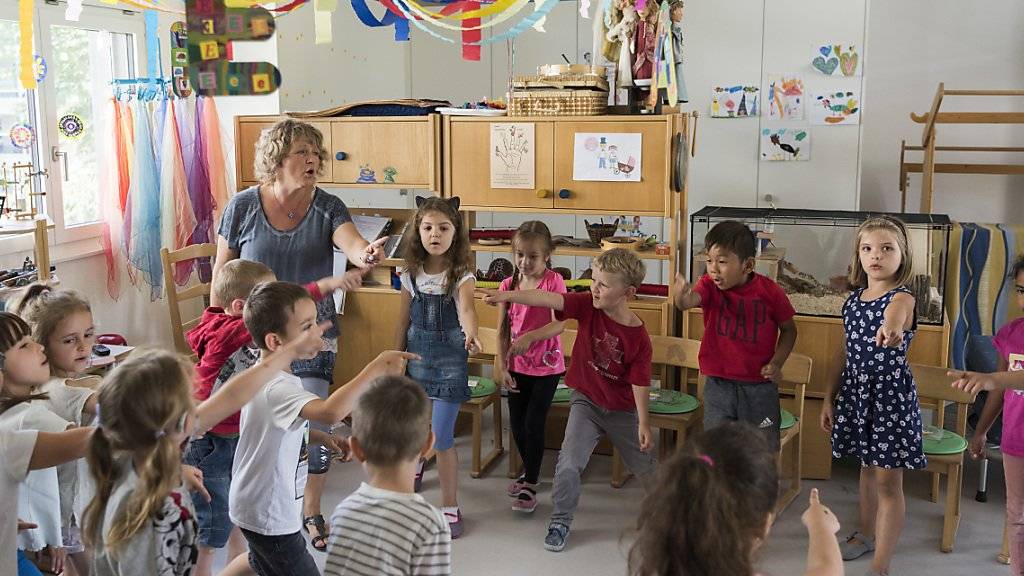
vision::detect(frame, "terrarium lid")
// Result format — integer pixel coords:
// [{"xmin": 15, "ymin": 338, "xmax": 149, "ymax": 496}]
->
[{"xmin": 691, "ymin": 206, "xmax": 951, "ymax": 227}]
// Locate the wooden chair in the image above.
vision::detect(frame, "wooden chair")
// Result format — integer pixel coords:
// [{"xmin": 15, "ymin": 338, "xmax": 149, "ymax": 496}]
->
[
  {"xmin": 159, "ymin": 244, "xmax": 216, "ymax": 359},
  {"xmin": 912, "ymin": 362, "xmax": 974, "ymax": 552},
  {"xmin": 775, "ymin": 352, "xmax": 812, "ymax": 516},
  {"xmin": 460, "ymin": 328, "xmax": 505, "ymax": 478}
]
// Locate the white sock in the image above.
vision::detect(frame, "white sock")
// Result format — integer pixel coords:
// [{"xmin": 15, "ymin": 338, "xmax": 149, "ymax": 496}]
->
[{"xmin": 441, "ymin": 506, "xmax": 460, "ymax": 519}]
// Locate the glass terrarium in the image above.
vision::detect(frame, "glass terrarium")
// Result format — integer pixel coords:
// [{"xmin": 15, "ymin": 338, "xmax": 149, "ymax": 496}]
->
[{"xmin": 690, "ymin": 206, "xmax": 951, "ymax": 325}]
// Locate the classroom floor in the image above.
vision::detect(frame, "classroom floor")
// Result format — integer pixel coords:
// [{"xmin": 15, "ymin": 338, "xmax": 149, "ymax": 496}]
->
[{"xmin": 216, "ymin": 419, "xmax": 1013, "ymax": 576}]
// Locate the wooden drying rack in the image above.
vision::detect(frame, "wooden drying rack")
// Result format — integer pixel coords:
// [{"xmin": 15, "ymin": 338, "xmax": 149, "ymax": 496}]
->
[{"xmin": 899, "ymin": 83, "xmax": 1024, "ymax": 213}]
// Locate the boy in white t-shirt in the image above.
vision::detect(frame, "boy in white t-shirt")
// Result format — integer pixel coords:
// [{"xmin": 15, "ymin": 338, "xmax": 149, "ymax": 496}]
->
[{"xmin": 225, "ymin": 281, "xmax": 415, "ymax": 576}]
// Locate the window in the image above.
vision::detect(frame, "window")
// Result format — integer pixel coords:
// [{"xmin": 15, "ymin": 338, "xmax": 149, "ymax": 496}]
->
[{"xmin": 0, "ymin": 3, "xmax": 142, "ymax": 245}]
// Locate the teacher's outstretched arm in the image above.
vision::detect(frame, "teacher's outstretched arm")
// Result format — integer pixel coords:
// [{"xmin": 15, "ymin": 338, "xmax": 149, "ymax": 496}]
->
[{"xmin": 333, "ymin": 221, "xmax": 388, "ymax": 268}]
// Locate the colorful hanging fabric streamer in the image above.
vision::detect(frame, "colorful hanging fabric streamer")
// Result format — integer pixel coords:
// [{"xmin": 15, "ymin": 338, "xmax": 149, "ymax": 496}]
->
[
  {"xmin": 99, "ymin": 99, "xmax": 126, "ymax": 300},
  {"xmin": 350, "ymin": 0, "xmax": 409, "ymax": 41},
  {"xmin": 19, "ymin": 0, "xmax": 35, "ymax": 89},
  {"xmin": 125, "ymin": 100, "xmax": 164, "ymax": 300},
  {"xmin": 200, "ymin": 97, "xmax": 229, "ymax": 226},
  {"xmin": 158, "ymin": 100, "xmax": 198, "ymax": 285},
  {"xmin": 190, "ymin": 98, "xmax": 215, "ymax": 282}
]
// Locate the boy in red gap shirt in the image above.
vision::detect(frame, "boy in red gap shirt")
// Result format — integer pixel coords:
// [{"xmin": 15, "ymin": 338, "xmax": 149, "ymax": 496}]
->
[
  {"xmin": 482, "ymin": 249, "xmax": 654, "ymax": 553},
  {"xmin": 673, "ymin": 220, "xmax": 797, "ymax": 451},
  {"xmin": 185, "ymin": 259, "xmax": 359, "ymax": 575}
]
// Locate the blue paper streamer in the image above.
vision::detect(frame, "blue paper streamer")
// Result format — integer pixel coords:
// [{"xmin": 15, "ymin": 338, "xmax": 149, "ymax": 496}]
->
[
  {"xmin": 145, "ymin": 10, "xmax": 159, "ymax": 80},
  {"xmin": 350, "ymin": 0, "xmax": 410, "ymax": 41},
  {"xmin": 363, "ymin": 0, "xmax": 561, "ymax": 46}
]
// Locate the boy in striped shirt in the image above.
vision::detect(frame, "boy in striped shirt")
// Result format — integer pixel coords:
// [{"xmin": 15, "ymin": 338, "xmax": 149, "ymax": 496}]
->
[{"xmin": 325, "ymin": 376, "xmax": 451, "ymax": 576}]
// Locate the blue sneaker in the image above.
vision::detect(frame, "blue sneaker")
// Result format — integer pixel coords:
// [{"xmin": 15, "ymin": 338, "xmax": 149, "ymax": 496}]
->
[{"xmin": 544, "ymin": 522, "xmax": 569, "ymax": 552}]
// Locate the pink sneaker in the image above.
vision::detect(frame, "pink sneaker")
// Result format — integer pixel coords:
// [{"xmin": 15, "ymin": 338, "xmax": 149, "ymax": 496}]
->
[
  {"xmin": 507, "ymin": 476, "xmax": 527, "ymax": 497},
  {"xmin": 512, "ymin": 487, "xmax": 537, "ymax": 514},
  {"xmin": 444, "ymin": 509, "xmax": 464, "ymax": 539}
]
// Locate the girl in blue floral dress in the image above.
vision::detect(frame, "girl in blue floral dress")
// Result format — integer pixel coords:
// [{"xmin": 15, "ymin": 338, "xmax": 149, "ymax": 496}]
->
[{"xmin": 821, "ymin": 216, "xmax": 923, "ymax": 576}]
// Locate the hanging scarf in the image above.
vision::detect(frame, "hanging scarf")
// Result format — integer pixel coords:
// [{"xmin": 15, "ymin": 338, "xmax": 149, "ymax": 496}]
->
[
  {"xmin": 125, "ymin": 100, "xmax": 163, "ymax": 300},
  {"xmin": 189, "ymin": 97, "xmax": 215, "ymax": 283},
  {"xmin": 99, "ymin": 98, "xmax": 126, "ymax": 300},
  {"xmin": 159, "ymin": 99, "xmax": 198, "ymax": 285},
  {"xmin": 201, "ymin": 97, "xmax": 228, "ymax": 227}
]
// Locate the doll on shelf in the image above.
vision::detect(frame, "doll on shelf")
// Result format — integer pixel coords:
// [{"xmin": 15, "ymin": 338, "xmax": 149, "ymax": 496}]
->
[
  {"xmin": 631, "ymin": 1, "xmax": 660, "ymax": 83},
  {"xmin": 605, "ymin": 0, "xmax": 637, "ymax": 88},
  {"xmin": 669, "ymin": 0, "xmax": 688, "ymax": 102}
]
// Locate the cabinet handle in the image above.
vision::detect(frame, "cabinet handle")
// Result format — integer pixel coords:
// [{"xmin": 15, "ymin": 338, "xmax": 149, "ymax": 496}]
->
[
  {"xmin": 536, "ymin": 189, "xmax": 550, "ymax": 199},
  {"xmin": 558, "ymin": 188, "xmax": 571, "ymax": 199},
  {"xmin": 335, "ymin": 151, "xmax": 347, "ymax": 161}
]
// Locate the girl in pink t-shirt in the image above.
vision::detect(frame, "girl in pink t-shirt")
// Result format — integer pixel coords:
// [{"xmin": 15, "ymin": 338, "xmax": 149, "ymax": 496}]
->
[
  {"xmin": 968, "ymin": 255, "xmax": 1024, "ymax": 574},
  {"xmin": 494, "ymin": 221, "xmax": 566, "ymax": 514}
]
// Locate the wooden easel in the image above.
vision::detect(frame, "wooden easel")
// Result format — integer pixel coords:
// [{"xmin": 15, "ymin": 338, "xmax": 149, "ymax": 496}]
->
[{"xmin": 900, "ymin": 83, "xmax": 1024, "ymax": 213}]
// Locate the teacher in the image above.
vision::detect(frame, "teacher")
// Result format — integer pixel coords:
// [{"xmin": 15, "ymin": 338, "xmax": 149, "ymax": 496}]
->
[{"xmin": 211, "ymin": 119, "xmax": 384, "ymax": 551}]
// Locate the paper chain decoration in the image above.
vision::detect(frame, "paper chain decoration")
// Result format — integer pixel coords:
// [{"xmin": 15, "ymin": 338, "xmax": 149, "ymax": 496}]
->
[{"xmin": 185, "ymin": 0, "xmax": 281, "ymax": 96}]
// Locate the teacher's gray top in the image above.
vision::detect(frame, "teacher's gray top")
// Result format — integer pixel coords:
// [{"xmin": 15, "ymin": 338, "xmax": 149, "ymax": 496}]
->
[{"xmin": 218, "ymin": 185, "xmax": 351, "ymax": 286}]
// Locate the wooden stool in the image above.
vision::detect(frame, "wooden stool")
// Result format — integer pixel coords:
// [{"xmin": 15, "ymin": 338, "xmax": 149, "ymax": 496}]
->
[
  {"xmin": 459, "ymin": 378, "xmax": 504, "ymax": 478},
  {"xmin": 611, "ymin": 389, "xmax": 700, "ymax": 488}
]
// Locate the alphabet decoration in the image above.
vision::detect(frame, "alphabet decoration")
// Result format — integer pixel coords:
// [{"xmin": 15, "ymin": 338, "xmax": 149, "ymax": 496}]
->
[{"xmin": 186, "ymin": 0, "xmax": 281, "ymax": 96}]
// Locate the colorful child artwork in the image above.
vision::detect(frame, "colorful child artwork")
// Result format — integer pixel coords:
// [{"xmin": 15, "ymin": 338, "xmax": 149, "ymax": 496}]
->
[
  {"xmin": 710, "ymin": 85, "xmax": 759, "ymax": 118},
  {"xmin": 489, "ymin": 123, "xmax": 535, "ymax": 189},
  {"xmin": 58, "ymin": 114, "xmax": 85, "ymax": 139},
  {"xmin": 9, "ymin": 124, "xmax": 34, "ymax": 150},
  {"xmin": 573, "ymin": 133, "xmax": 643, "ymax": 182},
  {"xmin": 760, "ymin": 128, "xmax": 809, "ymax": 162},
  {"xmin": 812, "ymin": 44, "xmax": 860, "ymax": 77},
  {"xmin": 185, "ymin": 0, "xmax": 281, "ymax": 96},
  {"xmin": 810, "ymin": 91, "xmax": 860, "ymax": 125},
  {"xmin": 767, "ymin": 75, "xmax": 805, "ymax": 120},
  {"xmin": 382, "ymin": 166, "xmax": 398, "ymax": 184}
]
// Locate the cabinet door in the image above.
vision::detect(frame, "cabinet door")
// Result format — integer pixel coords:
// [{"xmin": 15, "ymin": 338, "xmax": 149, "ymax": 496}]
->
[
  {"xmin": 331, "ymin": 120, "xmax": 433, "ymax": 187},
  {"xmin": 447, "ymin": 120, "xmax": 555, "ymax": 208},
  {"xmin": 553, "ymin": 121, "xmax": 669, "ymax": 214},
  {"xmin": 237, "ymin": 120, "xmax": 333, "ymax": 188}
]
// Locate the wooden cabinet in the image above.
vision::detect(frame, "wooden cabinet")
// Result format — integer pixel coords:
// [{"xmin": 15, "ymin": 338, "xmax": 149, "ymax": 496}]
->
[
  {"xmin": 444, "ymin": 115, "xmax": 684, "ymax": 216},
  {"xmin": 685, "ymin": 310, "xmax": 950, "ymax": 479},
  {"xmin": 234, "ymin": 115, "xmax": 439, "ymax": 191}
]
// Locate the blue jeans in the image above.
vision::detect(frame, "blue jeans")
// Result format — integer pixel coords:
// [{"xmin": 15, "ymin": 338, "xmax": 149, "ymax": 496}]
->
[
  {"xmin": 431, "ymin": 398, "xmax": 462, "ymax": 451},
  {"xmin": 241, "ymin": 528, "xmax": 319, "ymax": 576},
  {"xmin": 183, "ymin": 433, "xmax": 238, "ymax": 548}
]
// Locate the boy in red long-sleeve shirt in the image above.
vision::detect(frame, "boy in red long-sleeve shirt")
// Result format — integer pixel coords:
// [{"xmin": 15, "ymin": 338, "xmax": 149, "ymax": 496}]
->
[{"xmin": 184, "ymin": 258, "xmax": 360, "ymax": 575}]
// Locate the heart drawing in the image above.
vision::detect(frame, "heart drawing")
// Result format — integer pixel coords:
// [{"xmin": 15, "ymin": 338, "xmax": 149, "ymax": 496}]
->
[
  {"xmin": 812, "ymin": 56, "xmax": 838, "ymax": 75},
  {"xmin": 840, "ymin": 51, "xmax": 859, "ymax": 76}
]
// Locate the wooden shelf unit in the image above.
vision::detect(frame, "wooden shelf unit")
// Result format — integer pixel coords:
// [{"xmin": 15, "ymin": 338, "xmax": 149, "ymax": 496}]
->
[{"xmin": 901, "ymin": 83, "xmax": 1024, "ymax": 213}]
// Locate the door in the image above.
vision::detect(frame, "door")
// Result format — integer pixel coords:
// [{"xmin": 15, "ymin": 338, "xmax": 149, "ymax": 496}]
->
[
  {"xmin": 331, "ymin": 118, "xmax": 434, "ymax": 187},
  {"xmin": 447, "ymin": 119, "xmax": 554, "ymax": 209},
  {"xmin": 553, "ymin": 120, "xmax": 669, "ymax": 214}
]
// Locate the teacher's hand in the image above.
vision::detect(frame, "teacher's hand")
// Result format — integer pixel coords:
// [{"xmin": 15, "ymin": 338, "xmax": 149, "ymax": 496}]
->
[{"xmin": 360, "ymin": 237, "xmax": 389, "ymax": 267}]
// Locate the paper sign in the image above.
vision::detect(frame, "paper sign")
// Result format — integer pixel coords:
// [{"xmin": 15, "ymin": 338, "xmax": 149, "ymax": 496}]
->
[
  {"xmin": 489, "ymin": 123, "xmax": 535, "ymax": 189},
  {"xmin": 572, "ymin": 132, "xmax": 642, "ymax": 182}
]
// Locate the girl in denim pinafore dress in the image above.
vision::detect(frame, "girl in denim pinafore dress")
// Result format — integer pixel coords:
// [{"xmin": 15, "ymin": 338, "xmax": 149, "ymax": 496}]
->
[{"xmin": 397, "ymin": 196, "xmax": 480, "ymax": 539}]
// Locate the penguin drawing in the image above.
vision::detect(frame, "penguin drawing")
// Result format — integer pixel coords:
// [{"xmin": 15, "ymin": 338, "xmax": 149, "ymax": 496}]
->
[{"xmin": 769, "ymin": 134, "xmax": 799, "ymax": 158}]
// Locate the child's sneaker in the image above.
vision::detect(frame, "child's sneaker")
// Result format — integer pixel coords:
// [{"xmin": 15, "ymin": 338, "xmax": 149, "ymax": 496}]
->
[
  {"xmin": 544, "ymin": 522, "xmax": 569, "ymax": 552},
  {"xmin": 507, "ymin": 475, "xmax": 527, "ymax": 497},
  {"xmin": 512, "ymin": 487, "xmax": 537, "ymax": 513},
  {"xmin": 414, "ymin": 459, "xmax": 425, "ymax": 493},
  {"xmin": 443, "ymin": 507, "xmax": 464, "ymax": 539}
]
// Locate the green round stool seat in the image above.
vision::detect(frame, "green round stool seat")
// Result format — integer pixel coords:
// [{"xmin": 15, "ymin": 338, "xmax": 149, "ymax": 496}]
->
[
  {"xmin": 648, "ymin": 389, "xmax": 698, "ymax": 414},
  {"xmin": 552, "ymin": 383, "xmax": 572, "ymax": 403},
  {"xmin": 469, "ymin": 377, "xmax": 497, "ymax": 398},
  {"xmin": 780, "ymin": 408, "xmax": 796, "ymax": 430},
  {"xmin": 922, "ymin": 425, "xmax": 967, "ymax": 455}
]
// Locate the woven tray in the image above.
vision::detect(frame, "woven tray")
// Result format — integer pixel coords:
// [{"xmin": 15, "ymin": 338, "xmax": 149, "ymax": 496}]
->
[
  {"xmin": 512, "ymin": 73, "xmax": 609, "ymax": 92},
  {"xmin": 508, "ymin": 89, "xmax": 608, "ymax": 117}
]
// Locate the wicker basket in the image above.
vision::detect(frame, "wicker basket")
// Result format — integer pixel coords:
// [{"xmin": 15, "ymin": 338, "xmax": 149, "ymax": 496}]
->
[
  {"xmin": 585, "ymin": 219, "xmax": 620, "ymax": 244},
  {"xmin": 507, "ymin": 89, "xmax": 608, "ymax": 117}
]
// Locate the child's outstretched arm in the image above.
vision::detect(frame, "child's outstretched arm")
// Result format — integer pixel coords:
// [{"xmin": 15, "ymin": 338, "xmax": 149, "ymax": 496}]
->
[
  {"xmin": 478, "ymin": 288, "xmax": 565, "ymax": 311},
  {"xmin": 457, "ymin": 278, "xmax": 481, "ymax": 353},
  {"xmin": 196, "ymin": 322, "xmax": 329, "ymax": 434},
  {"xmin": 301, "ymin": 350, "xmax": 420, "ymax": 425},
  {"xmin": 876, "ymin": 292, "xmax": 915, "ymax": 348},
  {"xmin": 671, "ymin": 273, "xmax": 702, "ymax": 311},
  {"xmin": 801, "ymin": 488, "xmax": 842, "ymax": 576},
  {"xmin": 28, "ymin": 427, "xmax": 95, "ymax": 470},
  {"xmin": 950, "ymin": 369, "xmax": 1024, "ymax": 395},
  {"xmin": 316, "ymin": 267, "xmax": 372, "ymax": 294}
]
